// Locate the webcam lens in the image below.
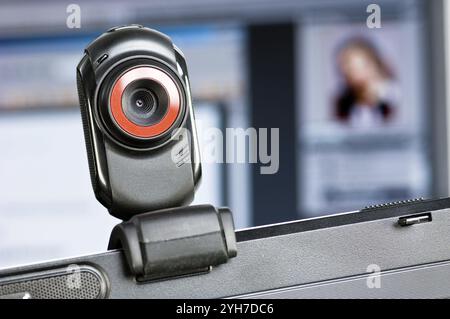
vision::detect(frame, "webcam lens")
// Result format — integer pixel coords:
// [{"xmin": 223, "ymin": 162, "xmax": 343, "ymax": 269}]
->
[
  {"xmin": 109, "ymin": 66, "xmax": 182, "ymax": 139},
  {"xmin": 120, "ymin": 78, "xmax": 170, "ymax": 128},
  {"xmin": 124, "ymin": 88, "xmax": 157, "ymax": 126}
]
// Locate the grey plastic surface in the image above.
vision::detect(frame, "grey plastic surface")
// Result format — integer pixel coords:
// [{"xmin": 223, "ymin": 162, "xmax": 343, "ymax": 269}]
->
[
  {"xmin": 1, "ymin": 207, "xmax": 450, "ymax": 298},
  {"xmin": 237, "ymin": 260, "xmax": 450, "ymax": 299}
]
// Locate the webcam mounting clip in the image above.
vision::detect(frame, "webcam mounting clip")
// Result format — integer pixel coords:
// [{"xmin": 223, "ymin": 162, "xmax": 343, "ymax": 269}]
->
[{"xmin": 108, "ymin": 205, "xmax": 237, "ymax": 282}]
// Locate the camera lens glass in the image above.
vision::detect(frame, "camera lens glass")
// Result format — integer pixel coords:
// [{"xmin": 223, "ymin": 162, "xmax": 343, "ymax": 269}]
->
[
  {"xmin": 124, "ymin": 88, "xmax": 157, "ymax": 125},
  {"xmin": 120, "ymin": 78, "xmax": 170, "ymax": 127}
]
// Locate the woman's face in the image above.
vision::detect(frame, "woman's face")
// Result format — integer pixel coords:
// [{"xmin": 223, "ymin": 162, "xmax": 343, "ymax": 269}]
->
[{"xmin": 338, "ymin": 46, "xmax": 379, "ymax": 88}]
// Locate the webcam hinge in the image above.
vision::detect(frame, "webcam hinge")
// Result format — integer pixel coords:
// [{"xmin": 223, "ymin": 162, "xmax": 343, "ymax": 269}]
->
[{"xmin": 108, "ymin": 205, "xmax": 237, "ymax": 282}]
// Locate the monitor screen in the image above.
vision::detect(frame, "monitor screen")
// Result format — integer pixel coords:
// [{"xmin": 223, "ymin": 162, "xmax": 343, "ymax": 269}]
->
[{"xmin": 297, "ymin": 16, "xmax": 431, "ymax": 217}]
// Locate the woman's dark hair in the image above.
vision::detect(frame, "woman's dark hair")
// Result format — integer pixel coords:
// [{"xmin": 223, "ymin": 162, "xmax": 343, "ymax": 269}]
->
[{"xmin": 335, "ymin": 88, "xmax": 393, "ymax": 121}]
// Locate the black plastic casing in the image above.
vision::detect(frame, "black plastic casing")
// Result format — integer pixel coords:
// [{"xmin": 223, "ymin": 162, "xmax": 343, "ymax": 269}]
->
[
  {"xmin": 77, "ymin": 25, "xmax": 202, "ymax": 220},
  {"xmin": 108, "ymin": 204, "xmax": 237, "ymax": 281}
]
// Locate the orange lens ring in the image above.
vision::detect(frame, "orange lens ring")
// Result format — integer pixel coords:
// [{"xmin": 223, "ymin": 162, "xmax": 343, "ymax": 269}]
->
[{"xmin": 109, "ymin": 67, "xmax": 181, "ymax": 138}]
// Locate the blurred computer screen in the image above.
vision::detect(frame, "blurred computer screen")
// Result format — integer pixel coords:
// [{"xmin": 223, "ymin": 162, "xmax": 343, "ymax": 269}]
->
[
  {"xmin": 297, "ymin": 6, "xmax": 431, "ymax": 216},
  {"xmin": 0, "ymin": 0, "xmax": 446, "ymax": 268}
]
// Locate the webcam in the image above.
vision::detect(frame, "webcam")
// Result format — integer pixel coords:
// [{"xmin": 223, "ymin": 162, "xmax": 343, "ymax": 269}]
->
[{"xmin": 76, "ymin": 25, "xmax": 201, "ymax": 220}]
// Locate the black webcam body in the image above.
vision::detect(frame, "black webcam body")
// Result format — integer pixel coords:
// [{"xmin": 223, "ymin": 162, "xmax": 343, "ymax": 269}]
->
[{"xmin": 77, "ymin": 25, "xmax": 201, "ymax": 220}]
